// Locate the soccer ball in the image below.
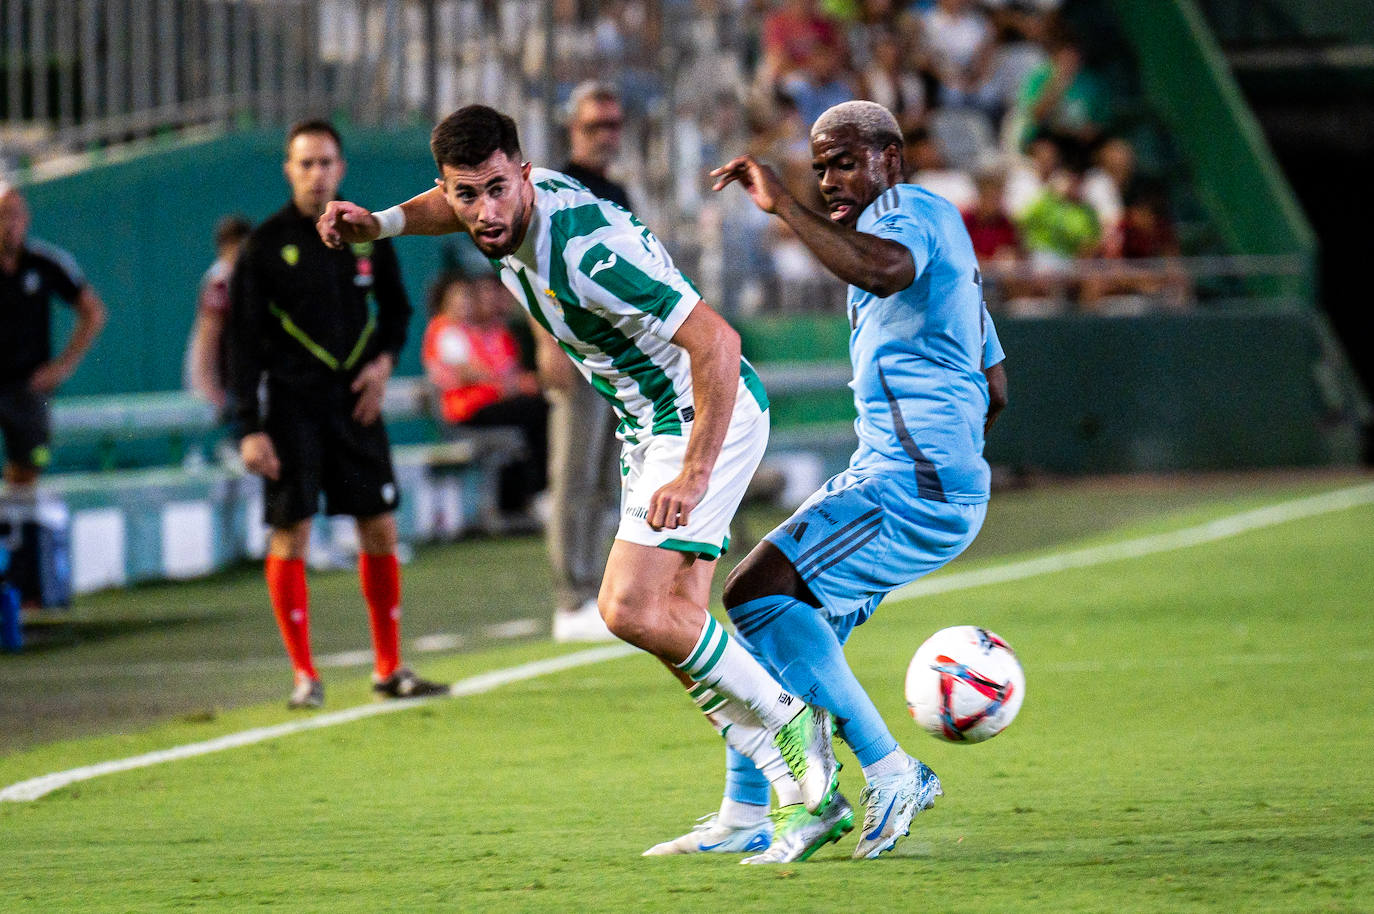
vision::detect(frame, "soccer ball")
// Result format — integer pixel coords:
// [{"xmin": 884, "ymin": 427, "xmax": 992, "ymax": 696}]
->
[{"xmin": 905, "ymin": 625, "xmax": 1025, "ymax": 743}]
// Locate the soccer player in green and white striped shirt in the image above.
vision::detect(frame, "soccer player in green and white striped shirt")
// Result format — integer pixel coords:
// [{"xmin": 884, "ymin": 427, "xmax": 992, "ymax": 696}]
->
[{"xmin": 318, "ymin": 105, "xmax": 838, "ymax": 845}]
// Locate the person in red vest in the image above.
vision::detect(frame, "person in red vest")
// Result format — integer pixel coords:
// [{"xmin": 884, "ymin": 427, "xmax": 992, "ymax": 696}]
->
[{"xmin": 421, "ymin": 271, "xmax": 548, "ymax": 513}]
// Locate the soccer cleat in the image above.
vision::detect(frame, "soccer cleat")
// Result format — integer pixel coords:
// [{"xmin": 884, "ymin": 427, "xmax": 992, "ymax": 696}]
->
[
  {"xmin": 772, "ymin": 704, "xmax": 840, "ymax": 813},
  {"xmin": 553, "ymin": 599, "xmax": 617, "ymax": 643},
  {"xmin": 740, "ymin": 793, "xmax": 855, "ymax": 864},
  {"xmin": 372, "ymin": 667, "xmax": 448, "ymax": 699},
  {"xmin": 641, "ymin": 814, "xmax": 773, "ymax": 856},
  {"xmin": 287, "ymin": 677, "xmax": 324, "ymax": 710},
  {"xmin": 852, "ymin": 756, "xmax": 942, "ymax": 859}
]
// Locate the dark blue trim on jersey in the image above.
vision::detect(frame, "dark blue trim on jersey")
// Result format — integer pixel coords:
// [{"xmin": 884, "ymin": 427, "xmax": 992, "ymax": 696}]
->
[
  {"xmin": 795, "ymin": 513, "xmax": 883, "ymax": 581},
  {"xmin": 877, "ymin": 362, "xmax": 948, "ymax": 503},
  {"xmin": 790, "ymin": 507, "xmax": 881, "ymax": 568},
  {"xmin": 802, "ymin": 524, "xmax": 883, "ymax": 581},
  {"xmin": 728, "ymin": 600, "xmax": 794, "ymax": 639}
]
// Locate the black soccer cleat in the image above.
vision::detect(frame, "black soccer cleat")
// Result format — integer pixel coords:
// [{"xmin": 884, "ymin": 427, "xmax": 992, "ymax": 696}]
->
[{"xmin": 372, "ymin": 667, "xmax": 448, "ymax": 699}]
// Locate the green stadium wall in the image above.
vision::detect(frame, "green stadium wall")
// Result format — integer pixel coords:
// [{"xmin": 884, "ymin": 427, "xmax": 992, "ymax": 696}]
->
[
  {"xmin": 741, "ymin": 312, "xmax": 1362, "ymax": 473},
  {"xmin": 22, "ymin": 128, "xmax": 448, "ymax": 397}
]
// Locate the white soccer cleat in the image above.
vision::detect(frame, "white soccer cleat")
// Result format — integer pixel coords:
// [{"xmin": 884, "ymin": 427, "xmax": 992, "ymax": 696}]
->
[
  {"xmin": 553, "ymin": 599, "xmax": 617, "ymax": 643},
  {"xmin": 740, "ymin": 794, "xmax": 855, "ymax": 864},
  {"xmin": 642, "ymin": 814, "xmax": 773, "ymax": 856},
  {"xmin": 852, "ymin": 756, "xmax": 942, "ymax": 859},
  {"xmin": 772, "ymin": 704, "xmax": 840, "ymax": 813}
]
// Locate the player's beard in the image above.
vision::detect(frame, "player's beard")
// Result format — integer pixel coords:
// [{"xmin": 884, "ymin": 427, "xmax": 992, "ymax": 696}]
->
[{"xmin": 472, "ymin": 193, "xmax": 532, "ymax": 259}]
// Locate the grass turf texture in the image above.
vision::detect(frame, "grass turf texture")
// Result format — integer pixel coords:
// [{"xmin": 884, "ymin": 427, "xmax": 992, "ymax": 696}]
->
[{"xmin": 0, "ymin": 472, "xmax": 1370, "ymax": 911}]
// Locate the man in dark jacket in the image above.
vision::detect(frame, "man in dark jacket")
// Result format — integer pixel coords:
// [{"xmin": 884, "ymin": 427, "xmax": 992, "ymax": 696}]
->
[{"xmin": 228, "ymin": 120, "xmax": 443, "ymax": 709}]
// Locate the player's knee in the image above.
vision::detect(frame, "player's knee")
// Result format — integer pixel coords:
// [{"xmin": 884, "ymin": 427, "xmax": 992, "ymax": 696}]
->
[{"xmin": 597, "ymin": 593, "xmax": 653, "ymax": 646}]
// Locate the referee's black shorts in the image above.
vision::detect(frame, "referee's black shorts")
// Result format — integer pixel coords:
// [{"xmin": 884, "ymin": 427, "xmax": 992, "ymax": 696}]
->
[
  {"xmin": 0, "ymin": 383, "xmax": 52, "ymax": 471},
  {"xmin": 261, "ymin": 380, "xmax": 399, "ymax": 528}
]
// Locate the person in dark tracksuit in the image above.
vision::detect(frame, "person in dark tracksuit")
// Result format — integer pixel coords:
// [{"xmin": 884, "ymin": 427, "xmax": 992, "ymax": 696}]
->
[{"xmin": 227, "ymin": 120, "xmax": 444, "ymax": 709}]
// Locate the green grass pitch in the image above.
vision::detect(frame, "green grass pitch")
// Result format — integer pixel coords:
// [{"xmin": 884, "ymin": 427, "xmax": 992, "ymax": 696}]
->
[{"xmin": 0, "ymin": 473, "xmax": 1370, "ymax": 912}]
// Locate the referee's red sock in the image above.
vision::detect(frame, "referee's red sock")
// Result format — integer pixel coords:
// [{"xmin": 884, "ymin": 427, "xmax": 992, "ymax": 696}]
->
[
  {"xmin": 265, "ymin": 556, "xmax": 317, "ymax": 682},
  {"xmin": 360, "ymin": 552, "xmax": 402, "ymax": 681}
]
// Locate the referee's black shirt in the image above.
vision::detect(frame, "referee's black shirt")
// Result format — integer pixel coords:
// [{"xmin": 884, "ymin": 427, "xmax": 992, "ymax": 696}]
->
[
  {"xmin": 227, "ymin": 201, "xmax": 410, "ymax": 437},
  {"xmin": 0, "ymin": 239, "xmax": 86, "ymax": 388}
]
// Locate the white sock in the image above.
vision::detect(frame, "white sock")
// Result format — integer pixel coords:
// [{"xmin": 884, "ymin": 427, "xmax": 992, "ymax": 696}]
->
[
  {"xmin": 691, "ymin": 683, "xmax": 805, "ymax": 808},
  {"xmin": 861, "ymin": 746, "xmax": 911, "ymax": 782},
  {"xmin": 677, "ymin": 614, "xmax": 802, "ymax": 730},
  {"xmin": 718, "ymin": 797, "xmax": 769, "ymax": 828}
]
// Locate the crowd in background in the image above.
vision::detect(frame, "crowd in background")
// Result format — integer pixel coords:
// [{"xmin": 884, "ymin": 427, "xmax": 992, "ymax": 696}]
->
[{"xmin": 513, "ymin": 0, "xmax": 1192, "ymax": 316}]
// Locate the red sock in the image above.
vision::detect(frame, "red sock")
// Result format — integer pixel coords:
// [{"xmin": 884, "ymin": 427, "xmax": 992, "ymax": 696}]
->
[
  {"xmin": 265, "ymin": 556, "xmax": 316, "ymax": 681},
  {"xmin": 360, "ymin": 552, "xmax": 401, "ymax": 680}
]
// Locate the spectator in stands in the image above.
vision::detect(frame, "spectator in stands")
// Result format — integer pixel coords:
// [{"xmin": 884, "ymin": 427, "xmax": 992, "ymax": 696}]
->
[
  {"xmin": 760, "ymin": 0, "xmax": 845, "ymax": 86},
  {"xmin": 962, "ymin": 165, "xmax": 1029, "ymax": 306},
  {"xmin": 1003, "ymin": 133, "xmax": 1060, "ymax": 218},
  {"xmin": 1082, "ymin": 135, "xmax": 1138, "ymax": 239},
  {"xmin": 920, "ymin": 0, "xmax": 1000, "ymax": 117},
  {"xmin": 781, "ymin": 43, "xmax": 859, "ymax": 129},
  {"xmin": 227, "ymin": 119, "xmax": 444, "ymax": 709},
  {"xmin": 859, "ymin": 28, "xmax": 928, "ymax": 134},
  {"xmin": 1081, "ymin": 179, "xmax": 1190, "ymax": 311},
  {"xmin": 1006, "ymin": 19, "xmax": 1110, "ymax": 154},
  {"xmin": 0, "ymin": 181, "xmax": 107, "ymax": 490},
  {"xmin": 542, "ymin": 81, "xmax": 634, "ymax": 642},
  {"xmin": 904, "ymin": 126, "xmax": 976, "ymax": 211},
  {"xmin": 1015, "ymin": 150, "xmax": 1101, "ymax": 307},
  {"xmin": 185, "ymin": 214, "xmax": 252, "ymax": 416},
  {"xmin": 421, "ymin": 272, "xmax": 549, "ymax": 515}
]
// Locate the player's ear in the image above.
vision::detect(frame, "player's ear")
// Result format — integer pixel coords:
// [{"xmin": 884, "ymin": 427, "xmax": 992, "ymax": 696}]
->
[{"xmin": 521, "ymin": 161, "xmax": 532, "ymax": 181}]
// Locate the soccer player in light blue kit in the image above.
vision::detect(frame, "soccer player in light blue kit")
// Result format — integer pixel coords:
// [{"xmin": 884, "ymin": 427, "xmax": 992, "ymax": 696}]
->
[{"xmin": 651, "ymin": 100, "xmax": 1008, "ymax": 863}]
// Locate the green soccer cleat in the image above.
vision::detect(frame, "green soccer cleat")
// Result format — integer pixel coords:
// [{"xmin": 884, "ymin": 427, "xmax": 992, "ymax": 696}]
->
[
  {"xmin": 740, "ymin": 793, "xmax": 854, "ymax": 865},
  {"xmin": 772, "ymin": 704, "xmax": 840, "ymax": 813}
]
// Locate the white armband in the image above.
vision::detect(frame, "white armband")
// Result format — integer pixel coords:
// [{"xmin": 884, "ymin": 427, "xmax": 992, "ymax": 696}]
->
[{"xmin": 374, "ymin": 205, "xmax": 406, "ymax": 239}]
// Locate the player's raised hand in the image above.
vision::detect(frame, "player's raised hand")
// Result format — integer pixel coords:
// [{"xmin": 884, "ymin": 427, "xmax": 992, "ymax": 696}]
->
[
  {"xmin": 710, "ymin": 155, "xmax": 788, "ymax": 214},
  {"xmin": 317, "ymin": 200, "xmax": 379, "ymax": 249}
]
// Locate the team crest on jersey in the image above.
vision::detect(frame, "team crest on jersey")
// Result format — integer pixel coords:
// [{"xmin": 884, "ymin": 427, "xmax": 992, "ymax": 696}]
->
[
  {"xmin": 280, "ymin": 244, "xmax": 299, "ymax": 266},
  {"xmin": 544, "ymin": 287, "xmax": 564, "ymax": 318},
  {"xmin": 22, "ymin": 270, "xmax": 41, "ymax": 294}
]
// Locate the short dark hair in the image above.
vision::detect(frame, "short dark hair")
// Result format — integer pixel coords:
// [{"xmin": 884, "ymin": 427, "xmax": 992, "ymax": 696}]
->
[
  {"xmin": 285, "ymin": 119, "xmax": 343, "ymax": 157},
  {"xmin": 431, "ymin": 105, "xmax": 522, "ymax": 170},
  {"xmin": 213, "ymin": 214, "xmax": 252, "ymax": 249}
]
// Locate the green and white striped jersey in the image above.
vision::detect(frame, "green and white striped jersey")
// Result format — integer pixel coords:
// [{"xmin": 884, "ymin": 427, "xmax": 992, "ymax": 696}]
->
[{"xmin": 495, "ymin": 167, "xmax": 767, "ymax": 442}]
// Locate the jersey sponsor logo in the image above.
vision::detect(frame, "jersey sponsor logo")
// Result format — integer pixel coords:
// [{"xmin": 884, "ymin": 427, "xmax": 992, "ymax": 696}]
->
[
  {"xmin": 588, "ymin": 252, "xmax": 618, "ymax": 279},
  {"xmin": 280, "ymin": 244, "xmax": 299, "ymax": 266},
  {"xmin": 625, "ymin": 504, "xmax": 649, "ymax": 520}
]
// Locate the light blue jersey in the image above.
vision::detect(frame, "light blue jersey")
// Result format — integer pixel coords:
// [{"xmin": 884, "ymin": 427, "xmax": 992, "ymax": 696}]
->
[{"xmin": 848, "ymin": 184, "xmax": 1003, "ymax": 504}]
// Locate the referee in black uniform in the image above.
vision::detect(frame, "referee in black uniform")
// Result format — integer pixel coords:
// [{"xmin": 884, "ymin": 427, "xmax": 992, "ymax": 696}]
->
[
  {"xmin": 227, "ymin": 120, "xmax": 443, "ymax": 709},
  {"xmin": 0, "ymin": 181, "xmax": 106, "ymax": 489}
]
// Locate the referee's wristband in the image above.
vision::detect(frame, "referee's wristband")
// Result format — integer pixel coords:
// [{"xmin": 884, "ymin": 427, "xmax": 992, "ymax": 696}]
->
[{"xmin": 374, "ymin": 205, "xmax": 406, "ymax": 239}]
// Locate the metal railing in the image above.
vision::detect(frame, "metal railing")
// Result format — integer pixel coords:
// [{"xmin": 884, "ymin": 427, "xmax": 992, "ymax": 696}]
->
[{"xmin": 0, "ymin": 0, "xmax": 558, "ymax": 165}]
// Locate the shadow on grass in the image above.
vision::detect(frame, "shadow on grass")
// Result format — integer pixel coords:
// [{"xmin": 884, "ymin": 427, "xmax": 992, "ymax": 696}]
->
[{"xmin": 10, "ymin": 611, "xmax": 236, "ymax": 654}]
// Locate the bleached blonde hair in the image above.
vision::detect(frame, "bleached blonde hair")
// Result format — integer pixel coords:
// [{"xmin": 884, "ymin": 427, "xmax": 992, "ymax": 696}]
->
[{"xmin": 811, "ymin": 101, "xmax": 903, "ymax": 153}]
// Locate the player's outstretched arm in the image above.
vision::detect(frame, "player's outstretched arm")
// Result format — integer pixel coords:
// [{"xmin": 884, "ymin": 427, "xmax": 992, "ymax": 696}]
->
[
  {"xmin": 711, "ymin": 154, "xmax": 914, "ymax": 298},
  {"xmin": 317, "ymin": 187, "xmax": 461, "ymax": 248}
]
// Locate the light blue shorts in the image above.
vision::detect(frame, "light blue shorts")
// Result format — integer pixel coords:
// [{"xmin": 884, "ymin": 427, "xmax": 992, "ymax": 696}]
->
[{"xmin": 764, "ymin": 466, "xmax": 986, "ymax": 641}]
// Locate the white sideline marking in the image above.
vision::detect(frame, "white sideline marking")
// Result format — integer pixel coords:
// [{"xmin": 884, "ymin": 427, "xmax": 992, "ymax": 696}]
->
[
  {"xmin": 4, "ymin": 483, "xmax": 1370, "ymax": 803},
  {"xmin": 0, "ymin": 644, "xmax": 636, "ymax": 803},
  {"xmin": 891, "ymin": 482, "xmax": 1374, "ymax": 603}
]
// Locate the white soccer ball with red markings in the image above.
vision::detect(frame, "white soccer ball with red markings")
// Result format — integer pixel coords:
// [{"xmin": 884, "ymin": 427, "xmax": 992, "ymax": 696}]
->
[{"xmin": 905, "ymin": 626, "xmax": 1024, "ymax": 743}]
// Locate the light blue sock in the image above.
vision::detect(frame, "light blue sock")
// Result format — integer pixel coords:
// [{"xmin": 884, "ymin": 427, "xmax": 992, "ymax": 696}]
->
[
  {"xmin": 725, "ymin": 745, "xmax": 771, "ymax": 807},
  {"xmin": 728, "ymin": 595, "xmax": 899, "ymax": 767}
]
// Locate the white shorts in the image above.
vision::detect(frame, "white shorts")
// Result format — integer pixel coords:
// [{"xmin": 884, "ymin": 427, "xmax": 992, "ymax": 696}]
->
[{"xmin": 616, "ymin": 386, "xmax": 769, "ymax": 559}]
